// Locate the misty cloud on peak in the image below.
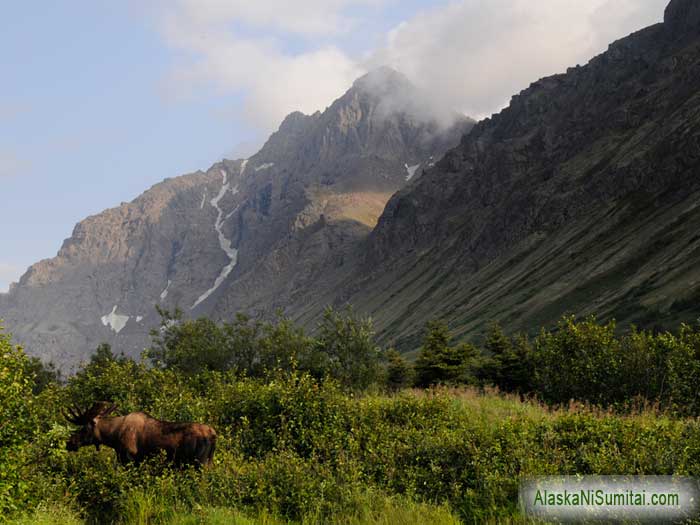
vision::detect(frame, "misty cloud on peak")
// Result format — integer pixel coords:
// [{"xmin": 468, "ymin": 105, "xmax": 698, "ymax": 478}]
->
[{"xmin": 349, "ymin": 66, "xmax": 469, "ymax": 130}]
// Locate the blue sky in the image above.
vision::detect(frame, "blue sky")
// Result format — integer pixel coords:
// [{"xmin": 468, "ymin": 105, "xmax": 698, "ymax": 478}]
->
[
  {"xmin": 1, "ymin": 3, "xmax": 248, "ymax": 289},
  {"xmin": 0, "ymin": 0, "xmax": 667, "ymax": 291}
]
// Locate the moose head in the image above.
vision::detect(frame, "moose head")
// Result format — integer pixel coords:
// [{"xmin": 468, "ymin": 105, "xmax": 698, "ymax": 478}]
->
[{"xmin": 63, "ymin": 401, "xmax": 118, "ymax": 451}]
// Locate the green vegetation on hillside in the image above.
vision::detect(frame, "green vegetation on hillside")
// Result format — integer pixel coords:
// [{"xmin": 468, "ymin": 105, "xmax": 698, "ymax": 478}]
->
[{"xmin": 2, "ymin": 311, "xmax": 700, "ymax": 523}]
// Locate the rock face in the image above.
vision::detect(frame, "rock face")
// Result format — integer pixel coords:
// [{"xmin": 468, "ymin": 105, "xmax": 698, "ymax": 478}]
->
[
  {"xmin": 0, "ymin": 68, "xmax": 471, "ymax": 370},
  {"xmin": 346, "ymin": 2, "xmax": 700, "ymax": 350},
  {"xmin": 211, "ymin": 68, "xmax": 471, "ymax": 322},
  {"xmin": 0, "ymin": 164, "xmax": 242, "ymax": 367},
  {"xmin": 664, "ymin": 0, "xmax": 700, "ymax": 35}
]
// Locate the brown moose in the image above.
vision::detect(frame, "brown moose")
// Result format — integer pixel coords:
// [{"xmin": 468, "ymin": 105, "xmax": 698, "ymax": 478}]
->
[{"xmin": 64, "ymin": 401, "xmax": 216, "ymax": 466}]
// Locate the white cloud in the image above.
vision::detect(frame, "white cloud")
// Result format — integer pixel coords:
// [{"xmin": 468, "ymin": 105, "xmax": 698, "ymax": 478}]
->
[
  {"xmin": 0, "ymin": 263, "xmax": 23, "ymax": 293},
  {"xmin": 149, "ymin": 0, "xmax": 669, "ymax": 132},
  {"xmin": 368, "ymin": 0, "xmax": 668, "ymax": 119},
  {"xmin": 152, "ymin": 0, "xmax": 380, "ymax": 131}
]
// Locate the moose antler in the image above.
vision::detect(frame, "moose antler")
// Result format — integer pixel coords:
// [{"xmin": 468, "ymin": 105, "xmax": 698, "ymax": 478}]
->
[
  {"xmin": 63, "ymin": 401, "xmax": 118, "ymax": 425},
  {"xmin": 62, "ymin": 403, "xmax": 88, "ymax": 425},
  {"xmin": 99, "ymin": 403, "xmax": 118, "ymax": 417}
]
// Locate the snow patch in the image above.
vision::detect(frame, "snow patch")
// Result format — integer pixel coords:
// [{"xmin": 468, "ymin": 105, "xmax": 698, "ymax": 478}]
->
[
  {"xmin": 405, "ymin": 163, "xmax": 421, "ymax": 181},
  {"xmin": 200, "ymin": 191, "xmax": 207, "ymax": 209},
  {"xmin": 101, "ymin": 305, "xmax": 129, "ymax": 334},
  {"xmin": 160, "ymin": 280, "xmax": 172, "ymax": 301},
  {"xmin": 254, "ymin": 162, "xmax": 274, "ymax": 172},
  {"xmin": 240, "ymin": 159, "xmax": 248, "ymax": 176},
  {"xmin": 192, "ymin": 169, "xmax": 239, "ymax": 309}
]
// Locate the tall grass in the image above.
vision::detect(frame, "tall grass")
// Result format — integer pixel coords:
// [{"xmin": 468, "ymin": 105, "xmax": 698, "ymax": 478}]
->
[{"xmin": 11, "ymin": 493, "xmax": 463, "ymax": 525}]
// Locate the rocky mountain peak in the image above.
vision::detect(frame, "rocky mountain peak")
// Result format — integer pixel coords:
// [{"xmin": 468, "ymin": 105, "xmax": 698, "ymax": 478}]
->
[
  {"xmin": 351, "ymin": 66, "xmax": 415, "ymax": 98},
  {"xmin": 251, "ymin": 67, "xmax": 472, "ymax": 179},
  {"xmin": 341, "ymin": 66, "xmax": 460, "ymax": 129},
  {"xmin": 276, "ymin": 110, "xmax": 318, "ymax": 133},
  {"xmin": 664, "ymin": 0, "xmax": 700, "ymax": 35},
  {"xmin": 253, "ymin": 110, "xmax": 320, "ymax": 164}
]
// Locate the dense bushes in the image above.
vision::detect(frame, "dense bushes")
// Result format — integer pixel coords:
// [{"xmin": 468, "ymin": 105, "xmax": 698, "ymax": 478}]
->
[
  {"xmin": 147, "ymin": 307, "xmax": 382, "ymax": 390},
  {"xmin": 139, "ymin": 306, "xmax": 700, "ymax": 414},
  {"xmin": 531, "ymin": 317, "xmax": 622, "ymax": 405},
  {"xmin": 407, "ymin": 315, "xmax": 700, "ymax": 414},
  {"xmin": 5, "ymin": 311, "xmax": 700, "ymax": 522},
  {"xmin": 0, "ymin": 325, "xmax": 39, "ymax": 516},
  {"xmin": 477, "ymin": 316, "xmax": 700, "ymax": 414},
  {"xmin": 5, "ymin": 350, "xmax": 700, "ymax": 523}
]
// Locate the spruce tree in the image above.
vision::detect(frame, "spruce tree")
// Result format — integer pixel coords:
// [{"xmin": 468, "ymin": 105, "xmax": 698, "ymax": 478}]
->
[
  {"xmin": 385, "ymin": 349, "xmax": 413, "ymax": 391},
  {"xmin": 415, "ymin": 320, "xmax": 479, "ymax": 386}
]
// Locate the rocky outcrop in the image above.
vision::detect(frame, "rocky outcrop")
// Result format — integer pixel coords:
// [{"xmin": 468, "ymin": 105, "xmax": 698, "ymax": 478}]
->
[
  {"xmin": 664, "ymin": 0, "xmax": 700, "ymax": 36},
  {"xmin": 0, "ymin": 162, "xmax": 245, "ymax": 366},
  {"xmin": 209, "ymin": 68, "xmax": 472, "ymax": 321}
]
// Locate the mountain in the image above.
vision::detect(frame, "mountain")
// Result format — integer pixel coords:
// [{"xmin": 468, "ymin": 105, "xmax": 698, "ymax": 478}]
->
[
  {"xmin": 210, "ymin": 67, "xmax": 470, "ymax": 322},
  {"xmin": 0, "ymin": 67, "xmax": 472, "ymax": 369},
  {"xmin": 4, "ymin": 0, "xmax": 699, "ymax": 369},
  {"xmin": 341, "ymin": 0, "xmax": 700, "ymax": 351}
]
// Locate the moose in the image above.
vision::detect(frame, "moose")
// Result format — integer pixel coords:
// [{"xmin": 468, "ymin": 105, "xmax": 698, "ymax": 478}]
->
[{"xmin": 64, "ymin": 401, "xmax": 216, "ymax": 466}]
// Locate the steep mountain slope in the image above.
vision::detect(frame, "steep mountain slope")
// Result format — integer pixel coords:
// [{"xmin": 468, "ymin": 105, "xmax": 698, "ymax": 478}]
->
[
  {"xmin": 0, "ymin": 162, "xmax": 243, "ymax": 366},
  {"xmin": 211, "ymin": 68, "xmax": 470, "ymax": 320},
  {"xmin": 0, "ymin": 68, "xmax": 471, "ymax": 369},
  {"xmin": 346, "ymin": 0, "xmax": 700, "ymax": 350}
]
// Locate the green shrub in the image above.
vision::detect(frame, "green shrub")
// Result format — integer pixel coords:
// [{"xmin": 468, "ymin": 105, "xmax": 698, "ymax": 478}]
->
[
  {"xmin": 532, "ymin": 316, "xmax": 621, "ymax": 405},
  {"xmin": 148, "ymin": 308, "xmax": 233, "ymax": 374},
  {"xmin": 0, "ymin": 325, "xmax": 40, "ymax": 516},
  {"xmin": 314, "ymin": 307, "xmax": 383, "ymax": 390},
  {"xmin": 665, "ymin": 324, "xmax": 700, "ymax": 416}
]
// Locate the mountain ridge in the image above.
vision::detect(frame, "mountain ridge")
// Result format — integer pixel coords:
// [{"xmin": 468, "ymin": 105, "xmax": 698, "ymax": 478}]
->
[
  {"xmin": 0, "ymin": 67, "xmax": 471, "ymax": 369},
  {"xmin": 343, "ymin": 1, "xmax": 700, "ymax": 350}
]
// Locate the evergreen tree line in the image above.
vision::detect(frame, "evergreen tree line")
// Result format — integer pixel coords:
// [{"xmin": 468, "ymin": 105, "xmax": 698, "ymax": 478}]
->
[
  {"xmin": 30, "ymin": 308, "xmax": 700, "ymax": 415},
  {"xmin": 410, "ymin": 316, "xmax": 700, "ymax": 416}
]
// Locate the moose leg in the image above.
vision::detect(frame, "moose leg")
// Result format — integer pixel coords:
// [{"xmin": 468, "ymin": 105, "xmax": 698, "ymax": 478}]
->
[
  {"xmin": 121, "ymin": 430, "xmax": 139, "ymax": 464},
  {"xmin": 202, "ymin": 439, "xmax": 214, "ymax": 466},
  {"xmin": 116, "ymin": 449, "xmax": 129, "ymax": 465},
  {"xmin": 207, "ymin": 438, "xmax": 216, "ymax": 465},
  {"xmin": 193, "ymin": 437, "xmax": 215, "ymax": 467}
]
